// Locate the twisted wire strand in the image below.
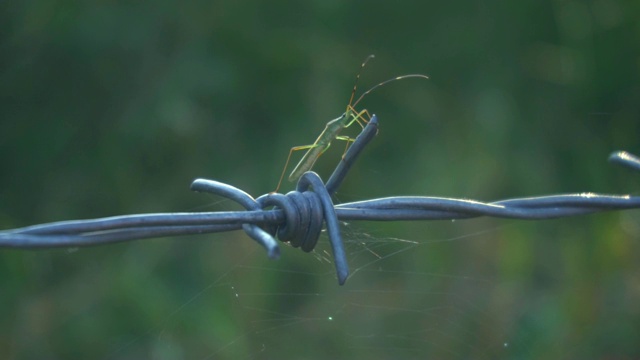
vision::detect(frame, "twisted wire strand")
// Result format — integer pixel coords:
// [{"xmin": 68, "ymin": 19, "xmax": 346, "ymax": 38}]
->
[{"xmin": 1, "ymin": 113, "xmax": 639, "ymax": 285}]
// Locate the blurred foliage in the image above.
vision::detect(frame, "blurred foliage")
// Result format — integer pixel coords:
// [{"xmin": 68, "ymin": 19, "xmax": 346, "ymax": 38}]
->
[{"xmin": 1, "ymin": 0, "xmax": 640, "ymax": 359}]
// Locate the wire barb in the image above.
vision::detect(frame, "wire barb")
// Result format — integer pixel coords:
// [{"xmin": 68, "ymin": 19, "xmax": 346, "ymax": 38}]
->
[{"xmin": 1, "ymin": 117, "xmax": 639, "ymax": 286}]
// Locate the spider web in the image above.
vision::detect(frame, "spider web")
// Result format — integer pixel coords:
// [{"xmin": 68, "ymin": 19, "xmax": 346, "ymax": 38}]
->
[
  {"xmin": 5, "ymin": 204, "xmax": 639, "ymax": 359},
  {"xmin": 97, "ymin": 219, "xmax": 526, "ymax": 360}
]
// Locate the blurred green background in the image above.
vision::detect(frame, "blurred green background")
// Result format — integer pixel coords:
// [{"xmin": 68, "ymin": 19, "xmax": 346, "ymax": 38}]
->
[{"xmin": 1, "ymin": 0, "xmax": 640, "ymax": 359}]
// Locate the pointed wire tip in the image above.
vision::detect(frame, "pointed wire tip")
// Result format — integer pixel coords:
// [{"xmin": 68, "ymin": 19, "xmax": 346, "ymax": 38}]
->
[
  {"xmin": 609, "ymin": 151, "xmax": 640, "ymax": 171},
  {"xmin": 337, "ymin": 269, "xmax": 349, "ymax": 286},
  {"xmin": 267, "ymin": 246, "xmax": 281, "ymax": 260}
]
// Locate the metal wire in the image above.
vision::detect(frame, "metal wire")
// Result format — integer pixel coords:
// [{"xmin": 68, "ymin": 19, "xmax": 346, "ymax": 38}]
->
[{"xmin": 1, "ymin": 114, "xmax": 639, "ymax": 285}]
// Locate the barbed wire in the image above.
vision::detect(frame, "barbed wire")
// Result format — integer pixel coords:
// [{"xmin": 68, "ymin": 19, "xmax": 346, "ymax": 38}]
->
[{"xmin": 1, "ymin": 115, "xmax": 639, "ymax": 285}]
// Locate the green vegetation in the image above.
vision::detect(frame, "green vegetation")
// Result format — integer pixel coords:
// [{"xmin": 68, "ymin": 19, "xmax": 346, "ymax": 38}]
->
[{"xmin": 1, "ymin": 1, "xmax": 639, "ymax": 358}]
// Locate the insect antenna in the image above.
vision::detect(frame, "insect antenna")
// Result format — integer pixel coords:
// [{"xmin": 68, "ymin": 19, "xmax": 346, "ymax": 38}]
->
[
  {"xmin": 352, "ymin": 74, "xmax": 430, "ymax": 108},
  {"xmin": 347, "ymin": 54, "xmax": 376, "ymax": 112}
]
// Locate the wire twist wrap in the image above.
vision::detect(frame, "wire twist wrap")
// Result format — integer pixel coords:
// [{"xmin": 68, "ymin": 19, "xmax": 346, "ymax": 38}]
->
[{"xmin": 256, "ymin": 172, "xmax": 349, "ymax": 284}]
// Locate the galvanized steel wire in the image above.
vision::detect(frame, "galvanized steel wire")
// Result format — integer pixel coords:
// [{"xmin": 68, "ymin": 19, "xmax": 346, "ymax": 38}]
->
[{"xmin": 1, "ymin": 115, "xmax": 639, "ymax": 284}]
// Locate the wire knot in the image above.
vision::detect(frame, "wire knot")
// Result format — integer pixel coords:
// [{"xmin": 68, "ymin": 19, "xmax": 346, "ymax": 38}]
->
[
  {"xmin": 259, "ymin": 171, "xmax": 349, "ymax": 284},
  {"xmin": 256, "ymin": 189, "xmax": 323, "ymax": 253},
  {"xmin": 191, "ymin": 172, "xmax": 349, "ymax": 285}
]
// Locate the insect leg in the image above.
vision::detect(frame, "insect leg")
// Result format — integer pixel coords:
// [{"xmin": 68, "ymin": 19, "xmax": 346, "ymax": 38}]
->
[
  {"xmin": 336, "ymin": 135, "xmax": 356, "ymax": 158},
  {"xmin": 274, "ymin": 143, "xmax": 320, "ymax": 193},
  {"xmin": 345, "ymin": 107, "xmax": 372, "ymax": 129}
]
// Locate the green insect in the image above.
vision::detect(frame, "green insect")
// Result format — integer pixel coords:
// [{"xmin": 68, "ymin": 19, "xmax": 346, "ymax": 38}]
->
[{"xmin": 274, "ymin": 55, "xmax": 429, "ymax": 193}]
